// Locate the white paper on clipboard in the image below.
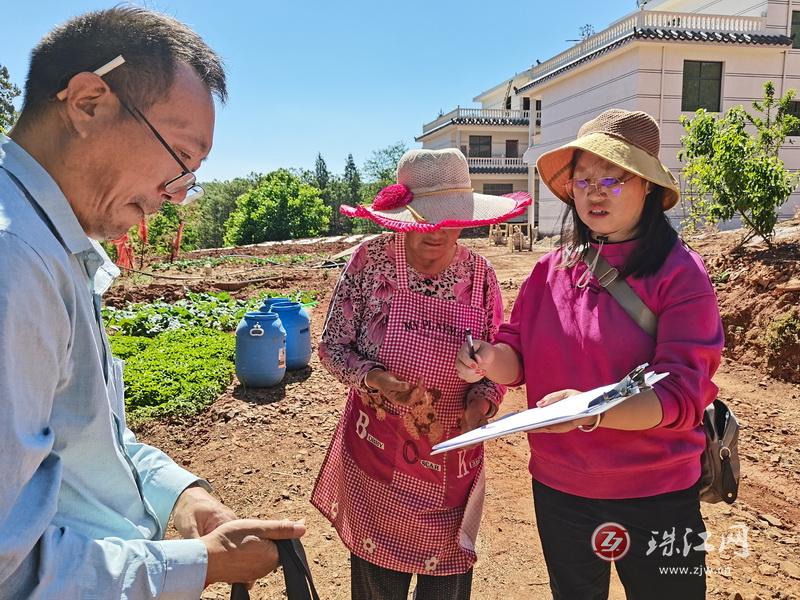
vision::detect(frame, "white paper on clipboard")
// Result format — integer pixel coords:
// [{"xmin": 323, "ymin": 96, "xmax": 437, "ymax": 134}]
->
[{"xmin": 431, "ymin": 371, "xmax": 668, "ymax": 455}]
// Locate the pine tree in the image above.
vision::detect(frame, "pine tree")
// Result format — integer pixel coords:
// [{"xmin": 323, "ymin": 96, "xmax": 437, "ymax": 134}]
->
[
  {"xmin": 314, "ymin": 153, "xmax": 330, "ymax": 191},
  {"xmin": 0, "ymin": 65, "xmax": 21, "ymax": 134},
  {"xmin": 338, "ymin": 154, "xmax": 362, "ymax": 234}
]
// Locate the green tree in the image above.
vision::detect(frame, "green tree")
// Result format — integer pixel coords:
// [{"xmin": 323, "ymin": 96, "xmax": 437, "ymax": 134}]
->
[
  {"xmin": 0, "ymin": 65, "xmax": 21, "ymax": 134},
  {"xmin": 363, "ymin": 141, "xmax": 408, "ymax": 185},
  {"xmin": 327, "ymin": 177, "xmax": 354, "ymax": 235},
  {"xmin": 193, "ymin": 173, "xmax": 264, "ymax": 248},
  {"xmin": 314, "ymin": 153, "xmax": 335, "ymax": 234},
  {"xmin": 679, "ymin": 81, "xmax": 800, "ymax": 244},
  {"xmin": 336, "ymin": 153, "xmax": 362, "ymax": 234},
  {"xmin": 147, "ymin": 202, "xmax": 198, "ymax": 255},
  {"xmin": 344, "ymin": 153, "xmax": 361, "ymax": 204},
  {"xmin": 223, "ymin": 169, "xmax": 331, "ymax": 245},
  {"xmin": 356, "ymin": 142, "xmax": 408, "ymax": 234},
  {"xmin": 314, "ymin": 153, "xmax": 330, "ymax": 190}
]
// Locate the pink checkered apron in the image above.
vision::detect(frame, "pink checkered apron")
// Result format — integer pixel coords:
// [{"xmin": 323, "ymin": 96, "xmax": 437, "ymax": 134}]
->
[{"xmin": 312, "ymin": 233, "xmax": 489, "ymax": 575}]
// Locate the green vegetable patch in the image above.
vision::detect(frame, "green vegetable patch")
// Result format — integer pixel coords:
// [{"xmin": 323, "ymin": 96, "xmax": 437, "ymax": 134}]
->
[{"xmin": 110, "ymin": 327, "xmax": 235, "ymax": 424}]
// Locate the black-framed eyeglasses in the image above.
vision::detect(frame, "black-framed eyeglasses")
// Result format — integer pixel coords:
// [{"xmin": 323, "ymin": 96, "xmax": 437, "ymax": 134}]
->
[
  {"xmin": 55, "ymin": 54, "xmax": 203, "ymax": 206},
  {"xmin": 565, "ymin": 175, "xmax": 635, "ymax": 200},
  {"xmin": 118, "ymin": 101, "xmax": 204, "ymax": 205}
]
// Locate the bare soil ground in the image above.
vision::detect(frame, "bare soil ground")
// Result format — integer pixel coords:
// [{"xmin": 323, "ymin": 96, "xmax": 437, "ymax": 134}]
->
[{"xmin": 128, "ymin": 224, "xmax": 800, "ymax": 600}]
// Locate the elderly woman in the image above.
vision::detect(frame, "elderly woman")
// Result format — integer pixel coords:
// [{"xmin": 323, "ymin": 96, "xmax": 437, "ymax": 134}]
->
[
  {"xmin": 457, "ymin": 110, "xmax": 724, "ymax": 599},
  {"xmin": 312, "ymin": 148, "xmax": 530, "ymax": 600}
]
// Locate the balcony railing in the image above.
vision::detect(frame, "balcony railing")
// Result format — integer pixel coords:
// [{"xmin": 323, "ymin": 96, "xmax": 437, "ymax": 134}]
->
[
  {"xmin": 422, "ymin": 108, "xmax": 531, "ymax": 134},
  {"xmin": 467, "ymin": 157, "xmax": 528, "ymax": 173},
  {"xmin": 467, "ymin": 157, "xmax": 526, "ymax": 167},
  {"xmin": 529, "ymin": 11, "xmax": 766, "ymax": 82}
]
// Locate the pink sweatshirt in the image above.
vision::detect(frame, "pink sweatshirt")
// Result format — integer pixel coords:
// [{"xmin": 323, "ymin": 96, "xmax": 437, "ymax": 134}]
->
[{"xmin": 494, "ymin": 238, "xmax": 724, "ymax": 499}]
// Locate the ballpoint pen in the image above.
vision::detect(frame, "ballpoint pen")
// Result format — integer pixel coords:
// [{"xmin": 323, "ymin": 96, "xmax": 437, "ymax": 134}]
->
[{"xmin": 465, "ymin": 329, "xmax": 477, "ymax": 360}]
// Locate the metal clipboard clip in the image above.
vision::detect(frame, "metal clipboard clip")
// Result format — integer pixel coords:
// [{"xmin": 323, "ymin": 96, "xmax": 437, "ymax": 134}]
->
[{"xmin": 587, "ymin": 363, "xmax": 652, "ymax": 409}]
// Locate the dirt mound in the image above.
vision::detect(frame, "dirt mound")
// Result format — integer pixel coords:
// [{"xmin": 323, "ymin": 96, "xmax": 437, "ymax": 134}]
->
[
  {"xmin": 691, "ymin": 221, "xmax": 800, "ymax": 383},
  {"xmin": 104, "ymin": 267, "xmax": 337, "ymax": 307}
]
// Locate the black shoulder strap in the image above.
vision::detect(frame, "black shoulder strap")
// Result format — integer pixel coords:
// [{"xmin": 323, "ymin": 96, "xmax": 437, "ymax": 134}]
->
[
  {"xmin": 230, "ymin": 538, "xmax": 320, "ymax": 600},
  {"xmin": 582, "ymin": 246, "xmax": 657, "ymax": 337}
]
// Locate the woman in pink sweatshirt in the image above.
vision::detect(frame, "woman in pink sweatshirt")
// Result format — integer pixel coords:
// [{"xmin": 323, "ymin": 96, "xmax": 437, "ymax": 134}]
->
[{"xmin": 456, "ymin": 109, "xmax": 723, "ymax": 600}]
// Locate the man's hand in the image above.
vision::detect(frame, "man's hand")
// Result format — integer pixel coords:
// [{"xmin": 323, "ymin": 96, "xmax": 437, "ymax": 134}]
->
[
  {"xmin": 364, "ymin": 368, "xmax": 413, "ymax": 404},
  {"xmin": 173, "ymin": 484, "xmax": 238, "ymax": 538},
  {"xmin": 201, "ymin": 519, "xmax": 306, "ymax": 586}
]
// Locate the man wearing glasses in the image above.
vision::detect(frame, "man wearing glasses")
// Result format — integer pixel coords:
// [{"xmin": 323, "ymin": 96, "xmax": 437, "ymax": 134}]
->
[{"xmin": 0, "ymin": 7, "xmax": 305, "ymax": 598}]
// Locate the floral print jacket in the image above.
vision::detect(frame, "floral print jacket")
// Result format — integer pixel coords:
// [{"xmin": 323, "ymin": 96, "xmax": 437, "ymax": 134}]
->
[{"xmin": 318, "ymin": 233, "xmax": 505, "ymax": 411}]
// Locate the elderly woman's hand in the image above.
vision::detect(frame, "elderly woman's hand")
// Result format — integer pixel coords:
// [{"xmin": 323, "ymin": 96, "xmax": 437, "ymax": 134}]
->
[
  {"xmin": 460, "ymin": 388, "xmax": 493, "ymax": 434},
  {"xmin": 365, "ymin": 368, "xmax": 413, "ymax": 404}
]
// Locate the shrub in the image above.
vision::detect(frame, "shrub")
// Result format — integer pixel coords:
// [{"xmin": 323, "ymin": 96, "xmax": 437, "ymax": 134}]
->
[{"xmin": 679, "ymin": 81, "xmax": 800, "ymax": 244}]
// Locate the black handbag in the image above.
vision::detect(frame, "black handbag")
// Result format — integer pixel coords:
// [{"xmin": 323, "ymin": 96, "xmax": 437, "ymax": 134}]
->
[
  {"xmin": 698, "ymin": 398, "xmax": 740, "ymax": 504},
  {"xmin": 582, "ymin": 247, "xmax": 740, "ymax": 504},
  {"xmin": 230, "ymin": 538, "xmax": 320, "ymax": 600}
]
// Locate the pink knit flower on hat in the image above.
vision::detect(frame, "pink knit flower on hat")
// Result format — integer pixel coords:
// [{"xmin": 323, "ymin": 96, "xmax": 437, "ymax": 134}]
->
[{"xmin": 372, "ymin": 184, "xmax": 413, "ymax": 211}]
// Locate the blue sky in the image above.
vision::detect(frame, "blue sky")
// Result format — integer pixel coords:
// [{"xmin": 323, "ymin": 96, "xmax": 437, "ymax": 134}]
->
[{"xmin": 3, "ymin": 0, "xmax": 636, "ymax": 181}]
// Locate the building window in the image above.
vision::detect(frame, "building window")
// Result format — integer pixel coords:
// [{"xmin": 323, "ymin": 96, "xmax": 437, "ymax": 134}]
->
[
  {"xmin": 505, "ymin": 96, "xmax": 512, "ymax": 110},
  {"xmin": 522, "ymin": 97, "xmax": 531, "ymax": 111},
  {"xmin": 682, "ymin": 60, "xmax": 722, "ymax": 112},
  {"xmin": 787, "ymin": 101, "xmax": 800, "ymax": 135},
  {"xmin": 506, "ymin": 140, "xmax": 519, "ymax": 158},
  {"xmin": 469, "ymin": 136, "xmax": 492, "ymax": 158},
  {"xmin": 792, "ymin": 11, "xmax": 800, "ymax": 49},
  {"xmin": 483, "ymin": 184, "xmax": 514, "ymax": 196}
]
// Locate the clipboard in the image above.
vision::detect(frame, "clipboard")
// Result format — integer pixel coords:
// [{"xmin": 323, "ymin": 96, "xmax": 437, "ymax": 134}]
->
[{"xmin": 431, "ymin": 364, "xmax": 668, "ymax": 455}]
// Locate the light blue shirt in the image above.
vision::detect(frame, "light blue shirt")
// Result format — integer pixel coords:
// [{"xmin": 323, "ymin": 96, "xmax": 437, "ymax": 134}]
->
[{"xmin": 0, "ymin": 136, "xmax": 208, "ymax": 599}]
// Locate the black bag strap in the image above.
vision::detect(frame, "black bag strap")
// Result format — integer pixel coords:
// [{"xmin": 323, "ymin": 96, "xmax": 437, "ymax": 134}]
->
[
  {"xmin": 230, "ymin": 538, "xmax": 320, "ymax": 600},
  {"xmin": 582, "ymin": 246, "xmax": 658, "ymax": 337}
]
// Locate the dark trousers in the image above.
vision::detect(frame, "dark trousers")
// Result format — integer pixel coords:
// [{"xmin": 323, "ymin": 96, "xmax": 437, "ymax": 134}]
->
[
  {"xmin": 532, "ymin": 479, "xmax": 706, "ymax": 600},
  {"xmin": 350, "ymin": 553, "xmax": 473, "ymax": 600}
]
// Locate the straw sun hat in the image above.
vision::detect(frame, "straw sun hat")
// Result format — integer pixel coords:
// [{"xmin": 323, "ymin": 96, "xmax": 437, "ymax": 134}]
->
[
  {"xmin": 535, "ymin": 109, "xmax": 680, "ymax": 210},
  {"xmin": 341, "ymin": 148, "xmax": 531, "ymax": 232}
]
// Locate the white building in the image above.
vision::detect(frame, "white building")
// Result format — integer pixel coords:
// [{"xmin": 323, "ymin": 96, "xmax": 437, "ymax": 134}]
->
[
  {"xmin": 520, "ymin": 0, "xmax": 800, "ymax": 233},
  {"xmin": 419, "ymin": 0, "xmax": 800, "ymax": 233},
  {"xmin": 416, "ymin": 72, "xmax": 534, "ymax": 222}
]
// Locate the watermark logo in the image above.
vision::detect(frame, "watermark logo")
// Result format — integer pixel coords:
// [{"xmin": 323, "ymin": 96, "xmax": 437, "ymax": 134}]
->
[
  {"xmin": 591, "ymin": 522, "xmax": 631, "ymax": 561},
  {"xmin": 646, "ymin": 523, "xmax": 750, "ymax": 559}
]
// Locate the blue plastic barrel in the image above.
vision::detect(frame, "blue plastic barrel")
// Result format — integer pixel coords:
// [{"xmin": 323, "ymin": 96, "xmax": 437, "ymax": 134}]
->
[
  {"xmin": 271, "ymin": 301, "xmax": 312, "ymax": 370},
  {"xmin": 235, "ymin": 311, "xmax": 286, "ymax": 387},
  {"xmin": 259, "ymin": 296, "xmax": 289, "ymax": 313}
]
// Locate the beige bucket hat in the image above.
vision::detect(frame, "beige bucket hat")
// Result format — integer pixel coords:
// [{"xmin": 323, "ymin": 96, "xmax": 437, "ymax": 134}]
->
[
  {"xmin": 341, "ymin": 148, "xmax": 531, "ymax": 232},
  {"xmin": 536, "ymin": 109, "xmax": 680, "ymax": 210}
]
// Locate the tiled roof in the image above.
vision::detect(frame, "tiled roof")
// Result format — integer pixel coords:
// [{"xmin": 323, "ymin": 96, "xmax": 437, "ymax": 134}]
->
[
  {"xmin": 634, "ymin": 27, "xmax": 792, "ymax": 45},
  {"xmin": 417, "ymin": 115, "xmax": 529, "ymax": 141},
  {"xmin": 517, "ymin": 28, "xmax": 792, "ymax": 94}
]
